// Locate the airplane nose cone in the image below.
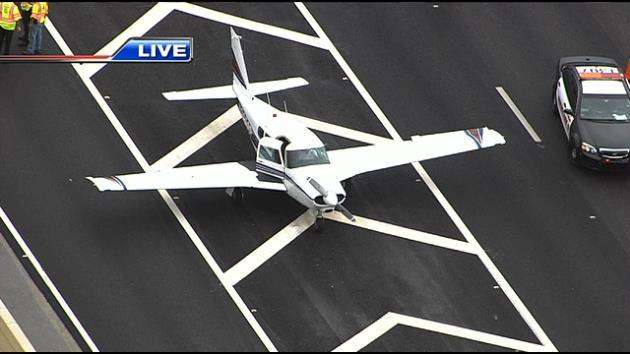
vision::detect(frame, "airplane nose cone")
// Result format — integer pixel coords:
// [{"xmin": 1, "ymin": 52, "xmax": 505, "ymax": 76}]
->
[{"xmin": 323, "ymin": 193, "xmax": 338, "ymax": 206}]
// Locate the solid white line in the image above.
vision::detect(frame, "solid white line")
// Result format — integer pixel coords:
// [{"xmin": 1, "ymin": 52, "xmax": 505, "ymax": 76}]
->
[
  {"xmin": 295, "ymin": 3, "xmax": 557, "ymax": 352},
  {"xmin": 158, "ymin": 191, "xmax": 278, "ymax": 351},
  {"xmin": 324, "ymin": 212, "xmax": 477, "ymax": 255},
  {"xmin": 45, "ymin": 20, "xmax": 152, "ymax": 171},
  {"xmin": 0, "ymin": 206, "xmax": 99, "ymax": 352},
  {"xmin": 175, "ymin": 2, "xmax": 329, "ymax": 50},
  {"xmin": 151, "ymin": 105, "xmax": 241, "ymax": 170},
  {"xmin": 224, "ymin": 211, "xmax": 315, "ymax": 286},
  {"xmin": 334, "ymin": 312, "xmax": 550, "ymax": 352},
  {"xmin": 496, "ymin": 86, "xmax": 542, "ymax": 143},
  {"xmin": 82, "ymin": 2, "xmax": 176, "ymax": 78},
  {"xmin": 46, "ymin": 18, "xmax": 278, "ymax": 352},
  {"xmin": 332, "ymin": 313, "xmax": 397, "ymax": 352}
]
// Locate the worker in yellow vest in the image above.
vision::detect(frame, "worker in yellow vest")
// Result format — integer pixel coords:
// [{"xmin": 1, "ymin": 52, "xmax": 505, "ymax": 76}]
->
[
  {"xmin": 18, "ymin": 2, "xmax": 33, "ymax": 46},
  {"xmin": 0, "ymin": 2, "xmax": 23, "ymax": 55},
  {"xmin": 24, "ymin": 1, "xmax": 46, "ymax": 55}
]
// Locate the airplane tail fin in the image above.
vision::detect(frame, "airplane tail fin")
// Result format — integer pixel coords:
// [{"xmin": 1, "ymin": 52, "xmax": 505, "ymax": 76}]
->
[{"xmin": 231, "ymin": 27, "xmax": 250, "ymax": 89}]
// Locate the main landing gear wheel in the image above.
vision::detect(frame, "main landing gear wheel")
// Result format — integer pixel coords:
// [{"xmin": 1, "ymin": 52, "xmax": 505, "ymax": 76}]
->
[{"xmin": 226, "ymin": 187, "xmax": 244, "ymax": 204}]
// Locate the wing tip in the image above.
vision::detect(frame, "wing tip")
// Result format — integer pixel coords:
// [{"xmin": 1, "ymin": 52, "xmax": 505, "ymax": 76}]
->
[
  {"xmin": 482, "ymin": 127, "xmax": 507, "ymax": 146},
  {"xmin": 162, "ymin": 91, "xmax": 175, "ymax": 100},
  {"xmin": 85, "ymin": 177, "xmax": 125, "ymax": 192}
]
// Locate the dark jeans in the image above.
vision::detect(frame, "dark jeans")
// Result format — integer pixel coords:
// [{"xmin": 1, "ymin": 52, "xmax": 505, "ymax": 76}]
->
[
  {"xmin": 0, "ymin": 28, "xmax": 14, "ymax": 55},
  {"xmin": 19, "ymin": 9, "xmax": 32, "ymax": 41}
]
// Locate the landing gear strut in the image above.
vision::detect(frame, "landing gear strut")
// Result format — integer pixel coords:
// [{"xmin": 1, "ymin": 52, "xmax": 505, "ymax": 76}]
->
[{"xmin": 314, "ymin": 210, "xmax": 324, "ymax": 232}]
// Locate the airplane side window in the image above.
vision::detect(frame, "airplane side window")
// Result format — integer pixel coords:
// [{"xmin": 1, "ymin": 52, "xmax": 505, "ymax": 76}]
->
[{"xmin": 259, "ymin": 146, "xmax": 282, "ymax": 164}]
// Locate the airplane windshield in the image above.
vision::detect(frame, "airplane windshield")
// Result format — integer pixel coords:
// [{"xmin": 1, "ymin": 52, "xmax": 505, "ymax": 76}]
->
[{"xmin": 286, "ymin": 147, "xmax": 330, "ymax": 168}]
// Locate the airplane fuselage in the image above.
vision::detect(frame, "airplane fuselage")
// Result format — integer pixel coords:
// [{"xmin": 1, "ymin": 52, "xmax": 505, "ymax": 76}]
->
[{"xmin": 233, "ymin": 78, "xmax": 346, "ymax": 215}]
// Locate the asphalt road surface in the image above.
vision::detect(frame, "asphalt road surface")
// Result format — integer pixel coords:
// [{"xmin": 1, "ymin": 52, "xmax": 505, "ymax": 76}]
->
[{"xmin": 1, "ymin": 2, "xmax": 629, "ymax": 351}]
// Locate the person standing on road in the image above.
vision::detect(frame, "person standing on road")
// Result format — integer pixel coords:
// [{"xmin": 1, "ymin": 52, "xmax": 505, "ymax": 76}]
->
[
  {"xmin": 18, "ymin": 2, "xmax": 32, "ymax": 47},
  {"xmin": 23, "ymin": 1, "xmax": 46, "ymax": 55},
  {"xmin": 0, "ymin": 2, "xmax": 22, "ymax": 55}
]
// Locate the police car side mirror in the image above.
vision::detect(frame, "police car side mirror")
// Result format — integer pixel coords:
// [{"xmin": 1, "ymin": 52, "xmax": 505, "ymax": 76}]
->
[{"xmin": 563, "ymin": 108, "xmax": 575, "ymax": 116}]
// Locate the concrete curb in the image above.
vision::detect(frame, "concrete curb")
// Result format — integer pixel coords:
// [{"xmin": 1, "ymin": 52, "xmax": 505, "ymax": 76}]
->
[{"xmin": 0, "ymin": 298, "xmax": 35, "ymax": 352}]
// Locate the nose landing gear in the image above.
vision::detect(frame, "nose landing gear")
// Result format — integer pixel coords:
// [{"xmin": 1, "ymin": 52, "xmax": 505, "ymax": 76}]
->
[{"xmin": 314, "ymin": 209, "xmax": 324, "ymax": 232}]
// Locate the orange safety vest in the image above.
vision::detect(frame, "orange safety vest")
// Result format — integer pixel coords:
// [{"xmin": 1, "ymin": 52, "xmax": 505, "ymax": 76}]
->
[
  {"xmin": 0, "ymin": 2, "xmax": 22, "ymax": 31},
  {"xmin": 30, "ymin": 1, "xmax": 47, "ymax": 24}
]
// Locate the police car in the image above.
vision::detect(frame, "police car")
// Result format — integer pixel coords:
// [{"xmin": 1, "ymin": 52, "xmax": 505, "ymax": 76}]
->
[{"xmin": 553, "ymin": 56, "xmax": 630, "ymax": 169}]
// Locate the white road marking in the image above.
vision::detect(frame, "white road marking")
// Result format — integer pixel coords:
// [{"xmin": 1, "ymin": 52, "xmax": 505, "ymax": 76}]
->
[
  {"xmin": 224, "ymin": 208, "xmax": 480, "ymax": 287},
  {"xmin": 0, "ymin": 206, "xmax": 99, "ymax": 352},
  {"xmin": 333, "ymin": 312, "xmax": 550, "ymax": 352},
  {"xmin": 46, "ymin": 18, "xmax": 278, "ymax": 352},
  {"xmin": 150, "ymin": 105, "xmax": 241, "ymax": 170},
  {"xmin": 296, "ymin": 3, "xmax": 557, "ymax": 351},
  {"xmin": 324, "ymin": 212, "xmax": 477, "ymax": 255},
  {"xmin": 82, "ymin": 2, "xmax": 176, "ymax": 78},
  {"xmin": 158, "ymin": 190, "xmax": 278, "ymax": 351},
  {"xmin": 496, "ymin": 86, "xmax": 543, "ymax": 143},
  {"xmin": 284, "ymin": 112, "xmax": 392, "ymax": 145},
  {"xmin": 46, "ymin": 3, "xmax": 556, "ymax": 352},
  {"xmin": 224, "ymin": 211, "xmax": 315, "ymax": 286},
  {"xmin": 83, "ymin": 2, "xmax": 328, "ymax": 79},
  {"xmin": 175, "ymin": 3, "xmax": 328, "ymax": 50}
]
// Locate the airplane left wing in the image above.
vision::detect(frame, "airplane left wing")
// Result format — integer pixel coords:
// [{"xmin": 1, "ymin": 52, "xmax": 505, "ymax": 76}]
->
[
  {"xmin": 328, "ymin": 127, "xmax": 506, "ymax": 182},
  {"xmin": 86, "ymin": 162, "xmax": 286, "ymax": 192}
]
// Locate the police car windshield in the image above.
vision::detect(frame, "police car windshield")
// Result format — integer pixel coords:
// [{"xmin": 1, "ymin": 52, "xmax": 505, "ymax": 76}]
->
[
  {"xmin": 580, "ymin": 95, "xmax": 630, "ymax": 122},
  {"xmin": 286, "ymin": 147, "xmax": 330, "ymax": 168}
]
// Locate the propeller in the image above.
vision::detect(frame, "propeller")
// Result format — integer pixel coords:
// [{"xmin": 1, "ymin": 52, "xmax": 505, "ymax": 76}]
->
[
  {"xmin": 308, "ymin": 177, "xmax": 356, "ymax": 222},
  {"xmin": 307, "ymin": 177, "xmax": 328, "ymax": 196},
  {"xmin": 336, "ymin": 203, "xmax": 356, "ymax": 222}
]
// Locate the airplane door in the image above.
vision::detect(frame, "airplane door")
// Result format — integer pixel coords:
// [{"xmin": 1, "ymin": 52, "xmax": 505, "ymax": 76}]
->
[{"xmin": 256, "ymin": 137, "xmax": 285, "ymax": 179}]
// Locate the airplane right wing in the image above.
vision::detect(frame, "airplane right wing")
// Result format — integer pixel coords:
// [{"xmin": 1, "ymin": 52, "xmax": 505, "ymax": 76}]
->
[
  {"xmin": 327, "ymin": 127, "xmax": 506, "ymax": 182},
  {"xmin": 86, "ymin": 162, "xmax": 286, "ymax": 192}
]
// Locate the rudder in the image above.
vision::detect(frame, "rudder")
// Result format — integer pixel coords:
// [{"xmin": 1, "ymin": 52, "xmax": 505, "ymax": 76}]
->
[{"xmin": 231, "ymin": 27, "xmax": 250, "ymax": 88}]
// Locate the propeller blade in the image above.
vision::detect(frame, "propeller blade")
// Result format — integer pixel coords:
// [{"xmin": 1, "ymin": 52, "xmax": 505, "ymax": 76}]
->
[
  {"xmin": 307, "ymin": 177, "xmax": 328, "ymax": 197},
  {"xmin": 336, "ymin": 204, "xmax": 356, "ymax": 222}
]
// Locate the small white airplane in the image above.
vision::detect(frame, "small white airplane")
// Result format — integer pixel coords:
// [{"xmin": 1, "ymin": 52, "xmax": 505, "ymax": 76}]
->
[{"xmin": 87, "ymin": 28, "xmax": 506, "ymax": 230}]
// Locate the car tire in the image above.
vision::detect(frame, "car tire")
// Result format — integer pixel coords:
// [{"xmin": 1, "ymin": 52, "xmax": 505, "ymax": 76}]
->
[{"xmin": 569, "ymin": 140, "xmax": 581, "ymax": 166}]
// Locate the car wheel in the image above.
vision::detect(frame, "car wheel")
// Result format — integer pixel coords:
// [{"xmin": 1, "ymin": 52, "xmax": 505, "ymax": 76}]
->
[{"xmin": 569, "ymin": 140, "xmax": 581, "ymax": 166}]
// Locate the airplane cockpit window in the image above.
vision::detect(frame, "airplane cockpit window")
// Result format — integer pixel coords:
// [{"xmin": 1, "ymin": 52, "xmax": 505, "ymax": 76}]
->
[
  {"xmin": 259, "ymin": 146, "xmax": 282, "ymax": 164},
  {"xmin": 286, "ymin": 147, "xmax": 330, "ymax": 168}
]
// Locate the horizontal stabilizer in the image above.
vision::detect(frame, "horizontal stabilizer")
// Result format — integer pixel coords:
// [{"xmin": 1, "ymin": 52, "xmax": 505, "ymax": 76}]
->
[{"xmin": 162, "ymin": 77, "xmax": 309, "ymax": 101}]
